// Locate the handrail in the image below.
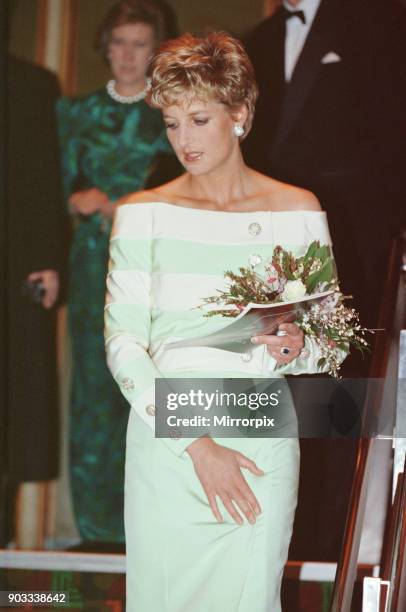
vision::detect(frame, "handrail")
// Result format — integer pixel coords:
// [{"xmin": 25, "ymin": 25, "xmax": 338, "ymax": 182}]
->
[
  {"xmin": 388, "ymin": 463, "xmax": 406, "ymax": 611},
  {"xmin": 330, "ymin": 230, "xmax": 406, "ymax": 612},
  {"xmin": 386, "ymin": 331, "xmax": 406, "ymax": 610},
  {"xmin": 381, "ymin": 469, "xmax": 405, "ymax": 581}
]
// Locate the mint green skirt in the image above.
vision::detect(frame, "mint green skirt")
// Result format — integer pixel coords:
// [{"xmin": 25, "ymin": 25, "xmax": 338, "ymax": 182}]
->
[{"xmin": 125, "ymin": 409, "xmax": 299, "ymax": 611}]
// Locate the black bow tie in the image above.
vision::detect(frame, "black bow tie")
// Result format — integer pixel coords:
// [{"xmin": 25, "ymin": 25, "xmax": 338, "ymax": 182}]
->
[{"xmin": 280, "ymin": 6, "xmax": 306, "ymax": 24}]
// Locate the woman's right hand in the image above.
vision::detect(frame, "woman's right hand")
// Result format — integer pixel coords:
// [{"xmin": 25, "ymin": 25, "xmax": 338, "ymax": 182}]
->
[
  {"xmin": 69, "ymin": 187, "xmax": 111, "ymax": 216},
  {"xmin": 186, "ymin": 437, "xmax": 264, "ymax": 525}
]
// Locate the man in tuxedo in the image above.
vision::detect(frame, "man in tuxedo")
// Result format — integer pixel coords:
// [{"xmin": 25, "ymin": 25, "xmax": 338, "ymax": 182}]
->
[
  {"xmin": 243, "ymin": 0, "xmax": 406, "ymax": 561},
  {"xmin": 244, "ymin": 0, "xmax": 406, "ymax": 331}
]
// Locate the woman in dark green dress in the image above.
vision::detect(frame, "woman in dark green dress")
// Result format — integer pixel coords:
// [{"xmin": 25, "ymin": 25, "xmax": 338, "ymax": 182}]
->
[{"xmin": 57, "ymin": 0, "xmax": 177, "ymax": 543}]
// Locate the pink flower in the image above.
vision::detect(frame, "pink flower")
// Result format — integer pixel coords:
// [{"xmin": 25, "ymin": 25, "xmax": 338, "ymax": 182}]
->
[
  {"xmin": 266, "ymin": 275, "xmax": 279, "ymax": 292},
  {"xmin": 266, "ymin": 276, "xmax": 277, "ymax": 285}
]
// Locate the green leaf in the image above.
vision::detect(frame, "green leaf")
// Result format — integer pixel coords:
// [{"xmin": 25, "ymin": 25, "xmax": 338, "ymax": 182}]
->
[
  {"xmin": 304, "ymin": 241, "xmax": 320, "ymax": 261},
  {"xmin": 306, "ymin": 257, "xmax": 335, "ymax": 292},
  {"xmin": 314, "ymin": 245, "xmax": 330, "ymax": 262}
]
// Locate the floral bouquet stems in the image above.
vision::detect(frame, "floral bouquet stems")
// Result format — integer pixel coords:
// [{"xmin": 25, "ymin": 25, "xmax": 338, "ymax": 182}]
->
[{"xmin": 199, "ymin": 241, "xmax": 371, "ymax": 378}]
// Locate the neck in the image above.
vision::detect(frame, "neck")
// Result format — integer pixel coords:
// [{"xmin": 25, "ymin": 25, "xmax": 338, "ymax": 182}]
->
[
  {"xmin": 186, "ymin": 147, "xmax": 251, "ymax": 209},
  {"xmin": 114, "ymin": 78, "xmax": 147, "ymax": 97},
  {"xmin": 286, "ymin": 0, "xmax": 302, "ymax": 7}
]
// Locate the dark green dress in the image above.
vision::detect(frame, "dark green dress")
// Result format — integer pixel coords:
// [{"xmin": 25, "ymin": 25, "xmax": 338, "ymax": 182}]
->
[{"xmin": 57, "ymin": 89, "xmax": 172, "ymax": 542}]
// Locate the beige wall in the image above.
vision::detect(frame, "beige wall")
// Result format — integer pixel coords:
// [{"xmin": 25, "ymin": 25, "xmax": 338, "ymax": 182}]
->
[
  {"xmin": 168, "ymin": 0, "xmax": 263, "ymax": 36},
  {"xmin": 75, "ymin": 0, "xmax": 112, "ymax": 95},
  {"xmin": 9, "ymin": 0, "xmax": 269, "ymax": 96},
  {"xmin": 8, "ymin": 0, "xmax": 38, "ymax": 63},
  {"xmin": 76, "ymin": 0, "xmax": 265, "ymax": 95}
]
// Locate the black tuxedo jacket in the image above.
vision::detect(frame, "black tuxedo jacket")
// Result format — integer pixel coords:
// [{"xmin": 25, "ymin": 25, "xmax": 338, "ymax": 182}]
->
[{"xmin": 244, "ymin": 0, "xmax": 406, "ymax": 327}]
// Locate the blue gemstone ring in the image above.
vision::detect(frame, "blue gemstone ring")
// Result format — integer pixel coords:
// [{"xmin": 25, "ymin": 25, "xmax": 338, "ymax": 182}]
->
[{"xmin": 280, "ymin": 346, "xmax": 291, "ymax": 356}]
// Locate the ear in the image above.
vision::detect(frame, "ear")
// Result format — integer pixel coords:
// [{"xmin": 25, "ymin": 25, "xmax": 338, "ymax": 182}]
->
[{"xmin": 230, "ymin": 104, "xmax": 249, "ymax": 126}]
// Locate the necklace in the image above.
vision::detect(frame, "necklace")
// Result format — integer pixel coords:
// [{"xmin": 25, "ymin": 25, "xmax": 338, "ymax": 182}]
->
[{"xmin": 106, "ymin": 78, "xmax": 151, "ymax": 104}]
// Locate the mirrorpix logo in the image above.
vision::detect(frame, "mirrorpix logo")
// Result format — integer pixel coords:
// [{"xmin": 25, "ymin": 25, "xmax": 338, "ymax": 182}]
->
[{"xmin": 211, "ymin": 412, "xmax": 276, "ymax": 430}]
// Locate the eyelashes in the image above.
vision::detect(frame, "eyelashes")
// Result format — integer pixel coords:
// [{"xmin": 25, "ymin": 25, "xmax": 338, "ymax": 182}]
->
[{"xmin": 165, "ymin": 118, "xmax": 210, "ymax": 130}]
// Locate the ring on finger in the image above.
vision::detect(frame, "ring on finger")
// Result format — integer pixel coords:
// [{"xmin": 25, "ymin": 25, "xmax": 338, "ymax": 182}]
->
[
  {"xmin": 276, "ymin": 329, "xmax": 287, "ymax": 337},
  {"xmin": 280, "ymin": 346, "xmax": 291, "ymax": 356}
]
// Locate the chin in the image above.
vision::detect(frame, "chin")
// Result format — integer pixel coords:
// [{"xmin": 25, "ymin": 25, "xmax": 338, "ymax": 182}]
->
[
  {"xmin": 116, "ymin": 72, "xmax": 139, "ymax": 84},
  {"xmin": 185, "ymin": 165, "xmax": 212, "ymax": 176},
  {"xmin": 182, "ymin": 159, "xmax": 217, "ymax": 176}
]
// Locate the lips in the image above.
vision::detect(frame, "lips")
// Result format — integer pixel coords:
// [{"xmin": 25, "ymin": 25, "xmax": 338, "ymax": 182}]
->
[{"xmin": 184, "ymin": 152, "xmax": 203, "ymax": 162}]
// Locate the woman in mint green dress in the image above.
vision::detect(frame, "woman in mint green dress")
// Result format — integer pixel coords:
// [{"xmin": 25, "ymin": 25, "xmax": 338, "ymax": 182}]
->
[
  {"xmin": 57, "ymin": 0, "xmax": 177, "ymax": 543},
  {"xmin": 105, "ymin": 33, "xmax": 347, "ymax": 609}
]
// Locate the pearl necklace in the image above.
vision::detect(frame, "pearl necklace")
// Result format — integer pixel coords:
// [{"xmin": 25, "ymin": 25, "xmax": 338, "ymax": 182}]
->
[{"xmin": 106, "ymin": 78, "xmax": 151, "ymax": 104}]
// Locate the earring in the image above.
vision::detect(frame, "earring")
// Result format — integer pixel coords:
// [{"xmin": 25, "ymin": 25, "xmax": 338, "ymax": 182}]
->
[{"xmin": 233, "ymin": 124, "xmax": 245, "ymax": 137}]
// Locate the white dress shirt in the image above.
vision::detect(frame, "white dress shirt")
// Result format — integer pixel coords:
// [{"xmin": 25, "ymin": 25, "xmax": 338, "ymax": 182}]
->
[{"xmin": 283, "ymin": 0, "xmax": 322, "ymax": 81}]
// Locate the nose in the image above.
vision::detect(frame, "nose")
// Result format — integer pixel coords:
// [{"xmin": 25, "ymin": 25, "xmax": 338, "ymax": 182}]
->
[
  {"xmin": 176, "ymin": 124, "xmax": 190, "ymax": 150},
  {"xmin": 123, "ymin": 43, "xmax": 135, "ymax": 62}
]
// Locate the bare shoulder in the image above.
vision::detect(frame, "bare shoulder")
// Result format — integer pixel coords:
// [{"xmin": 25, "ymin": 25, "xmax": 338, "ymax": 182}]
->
[
  {"xmin": 249, "ymin": 171, "xmax": 322, "ymax": 212},
  {"xmin": 118, "ymin": 176, "xmax": 186, "ymax": 207},
  {"xmin": 280, "ymin": 186, "xmax": 322, "ymax": 211},
  {"xmin": 118, "ymin": 189, "xmax": 161, "ymax": 206}
]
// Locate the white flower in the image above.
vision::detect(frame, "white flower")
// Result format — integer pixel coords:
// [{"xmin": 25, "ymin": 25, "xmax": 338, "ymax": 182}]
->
[
  {"xmin": 315, "ymin": 281, "xmax": 329, "ymax": 293},
  {"xmin": 320, "ymin": 292, "xmax": 340, "ymax": 311},
  {"xmin": 310, "ymin": 258, "xmax": 322, "ymax": 273},
  {"xmin": 281, "ymin": 279, "xmax": 307, "ymax": 301},
  {"xmin": 248, "ymin": 254, "xmax": 262, "ymax": 268},
  {"xmin": 296, "ymin": 263, "xmax": 304, "ymax": 276}
]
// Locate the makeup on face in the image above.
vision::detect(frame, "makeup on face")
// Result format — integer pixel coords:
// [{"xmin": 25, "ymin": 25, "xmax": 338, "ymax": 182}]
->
[{"xmin": 163, "ymin": 100, "xmax": 238, "ymax": 174}]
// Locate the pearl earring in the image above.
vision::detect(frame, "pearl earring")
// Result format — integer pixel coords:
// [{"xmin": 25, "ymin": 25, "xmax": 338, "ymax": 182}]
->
[{"xmin": 233, "ymin": 124, "xmax": 245, "ymax": 137}]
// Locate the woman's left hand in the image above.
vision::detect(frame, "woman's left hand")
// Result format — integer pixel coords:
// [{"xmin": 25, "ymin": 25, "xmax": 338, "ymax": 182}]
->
[
  {"xmin": 251, "ymin": 322, "xmax": 304, "ymax": 365},
  {"xmin": 69, "ymin": 187, "xmax": 113, "ymax": 217}
]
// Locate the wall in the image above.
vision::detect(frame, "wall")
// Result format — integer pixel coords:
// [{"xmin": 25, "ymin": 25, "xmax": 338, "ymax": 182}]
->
[
  {"xmin": 75, "ymin": 0, "xmax": 265, "ymax": 95},
  {"xmin": 9, "ymin": 0, "xmax": 268, "ymax": 96},
  {"xmin": 8, "ymin": 0, "xmax": 38, "ymax": 63}
]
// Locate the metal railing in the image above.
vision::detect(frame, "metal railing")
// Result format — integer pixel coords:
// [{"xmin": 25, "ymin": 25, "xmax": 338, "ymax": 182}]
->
[{"xmin": 330, "ymin": 231, "xmax": 406, "ymax": 612}]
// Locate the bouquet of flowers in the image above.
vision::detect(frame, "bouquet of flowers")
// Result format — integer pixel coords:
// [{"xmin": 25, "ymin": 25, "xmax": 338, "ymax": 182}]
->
[{"xmin": 199, "ymin": 241, "xmax": 371, "ymax": 377}]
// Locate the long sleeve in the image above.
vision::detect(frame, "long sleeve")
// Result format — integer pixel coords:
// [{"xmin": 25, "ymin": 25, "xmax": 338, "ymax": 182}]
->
[
  {"xmin": 105, "ymin": 204, "xmax": 198, "ymax": 456},
  {"xmin": 266, "ymin": 212, "xmax": 348, "ymax": 376},
  {"xmin": 56, "ymin": 96, "xmax": 84, "ymax": 201}
]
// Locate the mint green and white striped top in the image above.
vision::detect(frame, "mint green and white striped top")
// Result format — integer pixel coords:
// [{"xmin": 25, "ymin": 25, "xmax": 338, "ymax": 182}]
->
[{"xmin": 105, "ymin": 202, "xmax": 340, "ymax": 455}]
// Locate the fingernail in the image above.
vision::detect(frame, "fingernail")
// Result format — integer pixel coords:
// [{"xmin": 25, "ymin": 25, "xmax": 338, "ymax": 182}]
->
[
  {"xmin": 254, "ymin": 506, "xmax": 261, "ymax": 515},
  {"xmin": 249, "ymin": 516, "xmax": 255, "ymax": 524},
  {"xmin": 251, "ymin": 336, "xmax": 259, "ymax": 344},
  {"xmin": 237, "ymin": 518, "xmax": 243, "ymax": 525}
]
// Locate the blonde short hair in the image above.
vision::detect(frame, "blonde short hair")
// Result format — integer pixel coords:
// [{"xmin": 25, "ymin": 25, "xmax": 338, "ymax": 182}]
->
[{"xmin": 147, "ymin": 32, "xmax": 258, "ymax": 137}]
